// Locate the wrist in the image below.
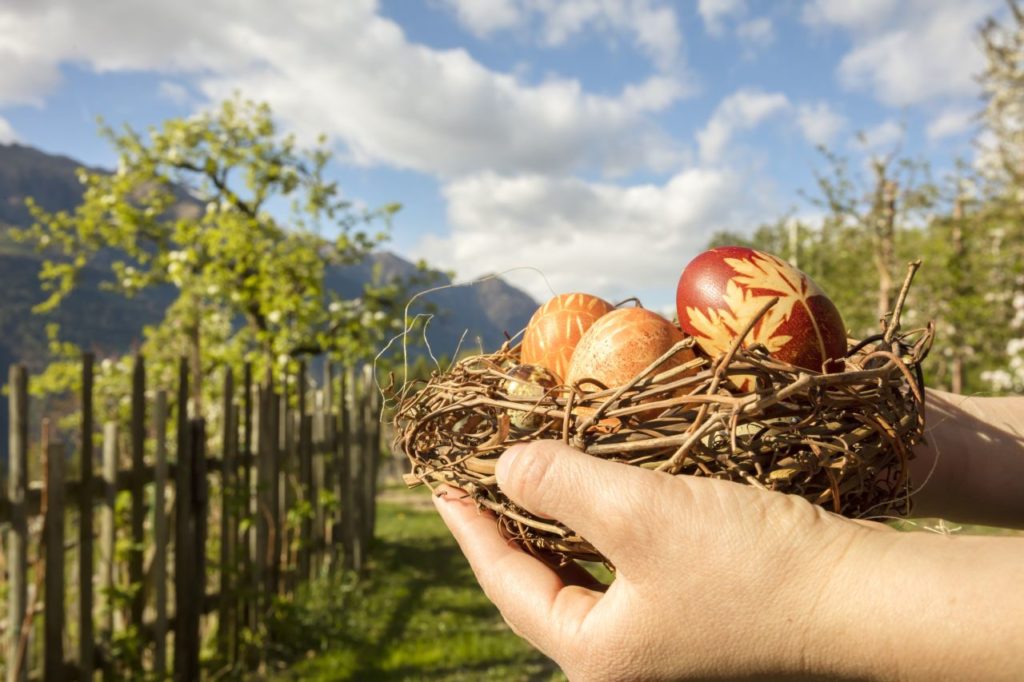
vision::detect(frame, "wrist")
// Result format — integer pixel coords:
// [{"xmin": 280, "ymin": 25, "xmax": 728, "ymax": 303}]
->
[{"xmin": 804, "ymin": 528, "xmax": 1024, "ymax": 680}]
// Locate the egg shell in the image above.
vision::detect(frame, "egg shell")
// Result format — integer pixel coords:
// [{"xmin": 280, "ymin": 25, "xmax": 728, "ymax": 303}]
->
[
  {"xmin": 675, "ymin": 246, "xmax": 847, "ymax": 380},
  {"xmin": 521, "ymin": 292, "xmax": 615, "ymax": 382},
  {"xmin": 566, "ymin": 307, "xmax": 694, "ymax": 391}
]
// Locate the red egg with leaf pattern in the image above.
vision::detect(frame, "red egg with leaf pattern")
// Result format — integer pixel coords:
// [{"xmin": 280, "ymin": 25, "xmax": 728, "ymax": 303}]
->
[{"xmin": 675, "ymin": 247, "xmax": 847, "ymax": 386}]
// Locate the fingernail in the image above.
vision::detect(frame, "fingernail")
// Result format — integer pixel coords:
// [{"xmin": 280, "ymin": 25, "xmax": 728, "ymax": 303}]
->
[{"xmin": 496, "ymin": 444, "xmax": 525, "ymax": 484}]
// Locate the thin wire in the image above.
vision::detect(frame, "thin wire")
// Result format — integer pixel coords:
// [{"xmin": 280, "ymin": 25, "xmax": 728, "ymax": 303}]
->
[{"xmin": 373, "ymin": 265, "xmax": 557, "ymax": 418}]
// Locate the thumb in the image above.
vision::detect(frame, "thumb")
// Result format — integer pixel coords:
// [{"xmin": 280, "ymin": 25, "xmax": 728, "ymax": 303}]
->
[{"xmin": 496, "ymin": 440, "xmax": 680, "ymax": 574}]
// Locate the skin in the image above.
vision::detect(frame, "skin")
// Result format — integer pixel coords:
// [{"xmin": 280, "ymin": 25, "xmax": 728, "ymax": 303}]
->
[{"xmin": 434, "ymin": 389, "xmax": 1024, "ymax": 681}]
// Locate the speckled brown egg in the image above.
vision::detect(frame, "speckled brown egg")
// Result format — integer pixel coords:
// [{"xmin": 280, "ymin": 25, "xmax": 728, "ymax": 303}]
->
[
  {"xmin": 501, "ymin": 364, "xmax": 559, "ymax": 431},
  {"xmin": 566, "ymin": 308, "xmax": 694, "ymax": 392}
]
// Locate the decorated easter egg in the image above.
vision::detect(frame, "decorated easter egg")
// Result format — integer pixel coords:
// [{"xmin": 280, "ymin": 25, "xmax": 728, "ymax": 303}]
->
[
  {"xmin": 675, "ymin": 246, "xmax": 847, "ymax": 381},
  {"xmin": 566, "ymin": 307, "xmax": 694, "ymax": 392},
  {"xmin": 521, "ymin": 292, "xmax": 614, "ymax": 382}
]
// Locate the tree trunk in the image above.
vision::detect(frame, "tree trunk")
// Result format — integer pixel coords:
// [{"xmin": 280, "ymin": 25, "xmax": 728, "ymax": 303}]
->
[
  {"xmin": 870, "ymin": 161, "xmax": 898, "ymax": 323},
  {"xmin": 190, "ymin": 295, "xmax": 203, "ymax": 412},
  {"xmin": 950, "ymin": 196, "xmax": 966, "ymax": 394}
]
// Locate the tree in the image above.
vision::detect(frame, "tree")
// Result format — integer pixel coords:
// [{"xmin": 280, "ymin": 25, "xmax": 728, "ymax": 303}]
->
[
  {"xmin": 978, "ymin": 0, "xmax": 1024, "ymax": 392},
  {"xmin": 15, "ymin": 96, "xmax": 419, "ymax": 414},
  {"xmin": 980, "ymin": 0, "xmax": 1024, "ymax": 193}
]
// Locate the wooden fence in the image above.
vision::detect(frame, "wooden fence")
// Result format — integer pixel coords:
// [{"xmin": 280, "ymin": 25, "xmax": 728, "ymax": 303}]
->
[{"xmin": 1, "ymin": 353, "xmax": 384, "ymax": 680}]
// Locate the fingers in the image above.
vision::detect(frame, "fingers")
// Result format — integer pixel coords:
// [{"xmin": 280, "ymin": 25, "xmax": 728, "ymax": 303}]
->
[
  {"xmin": 495, "ymin": 440, "xmax": 679, "ymax": 574},
  {"xmin": 433, "ymin": 485, "xmax": 602, "ymax": 660}
]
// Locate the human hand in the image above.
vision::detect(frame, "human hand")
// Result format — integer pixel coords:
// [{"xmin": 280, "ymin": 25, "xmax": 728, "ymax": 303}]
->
[
  {"xmin": 434, "ymin": 439, "xmax": 892, "ymax": 680},
  {"xmin": 910, "ymin": 389, "xmax": 1024, "ymax": 528}
]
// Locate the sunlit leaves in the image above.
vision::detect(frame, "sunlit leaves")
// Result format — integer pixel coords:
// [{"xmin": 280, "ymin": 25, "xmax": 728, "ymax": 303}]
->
[{"xmin": 15, "ymin": 94, "xmax": 420, "ymax": 419}]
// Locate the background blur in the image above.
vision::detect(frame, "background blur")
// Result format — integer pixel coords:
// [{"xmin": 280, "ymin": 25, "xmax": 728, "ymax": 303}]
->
[{"xmin": 0, "ymin": 1, "xmax": 1022, "ymax": 680}]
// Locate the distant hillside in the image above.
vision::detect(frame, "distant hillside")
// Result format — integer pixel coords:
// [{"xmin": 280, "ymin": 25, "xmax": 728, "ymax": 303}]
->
[{"xmin": 0, "ymin": 143, "xmax": 538, "ymax": 457}]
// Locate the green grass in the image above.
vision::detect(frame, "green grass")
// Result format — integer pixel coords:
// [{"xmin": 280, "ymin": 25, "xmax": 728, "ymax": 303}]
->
[{"xmin": 259, "ymin": 486, "xmax": 564, "ymax": 682}]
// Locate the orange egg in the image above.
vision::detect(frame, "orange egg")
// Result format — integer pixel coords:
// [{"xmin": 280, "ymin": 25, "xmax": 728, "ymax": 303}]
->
[
  {"xmin": 566, "ymin": 307, "xmax": 695, "ymax": 392},
  {"xmin": 521, "ymin": 292, "xmax": 614, "ymax": 382}
]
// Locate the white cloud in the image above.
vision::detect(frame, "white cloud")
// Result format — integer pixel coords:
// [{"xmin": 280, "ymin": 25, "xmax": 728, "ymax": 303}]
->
[
  {"xmin": 415, "ymin": 168, "xmax": 770, "ymax": 307},
  {"xmin": 803, "ymin": 0, "xmax": 1001, "ymax": 107},
  {"xmin": 698, "ymin": 0, "xmax": 745, "ymax": 37},
  {"xmin": 736, "ymin": 17, "xmax": 775, "ymax": 48},
  {"xmin": 697, "ymin": 88, "xmax": 790, "ymax": 162},
  {"xmin": 0, "ymin": 0, "xmax": 687, "ymax": 178},
  {"xmin": 441, "ymin": 0, "xmax": 522, "ymax": 36},
  {"xmin": 856, "ymin": 119, "xmax": 904, "ymax": 151},
  {"xmin": 927, "ymin": 107, "xmax": 976, "ymax": 141},
  {"xmin": 157, "ymin": 81, "xmax": 190, "ymax": 106},
  {"xmin": 0, "ymin": 116, "xmax": 18, "ymax": 143},
  {"xmin": 440, "ymin": 0, "xmax": 684, "ymax": 73},
  {"xmin": 802, "ymin": 0, "xmax": 899, "ymax": 32},
  {"xmin": 797, "ymin": 101, "xmax": 846, "ymax": 146}
]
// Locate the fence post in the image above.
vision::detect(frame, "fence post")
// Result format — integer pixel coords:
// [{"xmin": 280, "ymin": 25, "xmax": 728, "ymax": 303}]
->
[
  {"xmin": 174, "ymin": 358, "xmax": 198, "ymax": 682},
  {"xmin": 100, "ymin": 422, "xmax": 118, "ymax": 641},
  {"xmin": 351, "ymin": 367, "xmax": 367, "ymax": 574},
  {"xmin": 6, "ymin": 365, "xmax": 28, "ymax": 682},
  {"xmin": 296, "ymin": 361, "xmax": 311, "ymax": 581},
  {"xmin": 364, "ymin": 366, "xmax": 380, "ymax": 546},
  {"xmin": 255, "ymin": 372, "xmax": 274, "ymax": 612},
  {"xmin": 129, "ymin": 354, "xmax": 146, "ymax": 628},
  {"xmin": 79, "ymin": 354, "xmax": 95, "ymax": 679},
  {"xmin": 43, "ymin": 440, "xmax": 66, "ymax": 682},
  {"xmin": 229, "ymin": 403, "xmax": 241, "ymax": 663},
  {"xmin": 330, "ymin": 363, "xmax": 344, "ymax": 565},
  {"xmin": 340, "ymin": 366, "xmax": 356, "ymax": 573},
  {"xmin": 312, "ymin": 386, "xmax": 326, "ymax": 577},
  {"xmin": 268, "ymin": 384, "xmax": 280, "ymax": 598},
  {"xmin": 191, "ymin": 418, "xmax": 208, "ymax": 667},
  {"xmin": 322, "ymin": 362, "xmax": 336, "ymax": 566},
  {"xmin": 219, "ymin": 368, "xmax": 236, "ymax": 659},
  {"xmin": 152, "ymin": 391, "xmax": 169, "ymax": 678},
  {"xmin": 242, "ymin": 363, "xmax": 254, "ymax": 636},
  {"xmin": 281, "ymin": 393, "xmax": 296, "ymax": 593}
]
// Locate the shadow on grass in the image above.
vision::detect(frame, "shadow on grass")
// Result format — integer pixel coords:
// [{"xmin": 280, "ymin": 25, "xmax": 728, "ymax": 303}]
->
[{"xmin": 261, "ymin": 499, "xmax": 562, "ymax": 681}]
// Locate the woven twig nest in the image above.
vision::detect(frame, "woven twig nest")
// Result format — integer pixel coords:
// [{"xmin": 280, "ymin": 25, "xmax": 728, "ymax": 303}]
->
[{"xmin": 395, "ymin": 266, "xmax": 933, "ymax": 565}]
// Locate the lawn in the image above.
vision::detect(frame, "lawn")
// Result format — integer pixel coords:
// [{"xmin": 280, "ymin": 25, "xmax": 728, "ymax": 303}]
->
[{"xmin": 259, "ymin": 485, "xmax": 564, "ymax": 682}]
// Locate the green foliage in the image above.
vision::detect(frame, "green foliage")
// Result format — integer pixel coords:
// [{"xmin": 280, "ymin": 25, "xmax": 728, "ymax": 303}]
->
[
  {"xmin": 706, "ymin": 146, "xmax": 1023, "ymax": 394},
  {"xmin": 13, "ymin": 95, "xmax": 430, "ymax": 421},
  {"xmin": 712, "ymin": 4, "xmax": 1024, "ymax": 396}
]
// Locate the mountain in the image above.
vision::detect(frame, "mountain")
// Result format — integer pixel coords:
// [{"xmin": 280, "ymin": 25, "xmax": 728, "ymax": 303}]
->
[{"xmin": 0, "ymin": 142, "xmax": 538, "ymax": 454}]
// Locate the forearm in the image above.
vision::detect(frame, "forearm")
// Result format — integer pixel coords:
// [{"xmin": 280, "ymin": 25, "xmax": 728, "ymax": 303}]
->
[
  {"xmin": 909, "ymin": 389, "xmax": 1024, "ymax": 528},
  {"xmin": 810, "ymin": 531, "xmax": 1024, "ymax": 680}
]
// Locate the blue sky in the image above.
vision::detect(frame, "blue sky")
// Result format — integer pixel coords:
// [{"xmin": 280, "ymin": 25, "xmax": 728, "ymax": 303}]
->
[{"xmin": 0, "ymin": 0, "xmax": 1004, "ymax": 312}]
